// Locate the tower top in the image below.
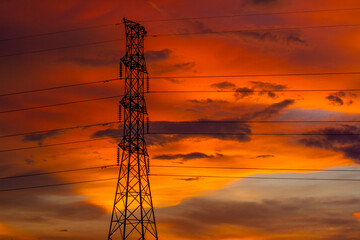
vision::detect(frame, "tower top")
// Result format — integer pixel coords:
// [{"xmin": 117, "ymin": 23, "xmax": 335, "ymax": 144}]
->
[{"xmin": 122, "ymin": 18, "xmax": 147, "ymax": 35}]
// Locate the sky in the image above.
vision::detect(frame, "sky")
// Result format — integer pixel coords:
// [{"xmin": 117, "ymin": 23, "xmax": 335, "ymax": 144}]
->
[{"xmin": 0, "ymin": 0, "xmax": 360, "ymax": 239}]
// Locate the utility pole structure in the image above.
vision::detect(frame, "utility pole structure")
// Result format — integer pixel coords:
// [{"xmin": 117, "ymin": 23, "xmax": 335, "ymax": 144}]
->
[{"xmin": 108, "ymin": 18, "xmax": 158, "ymax": 240}]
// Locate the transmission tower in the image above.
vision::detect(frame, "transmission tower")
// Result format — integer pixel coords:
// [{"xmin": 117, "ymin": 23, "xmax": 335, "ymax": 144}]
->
[{"xmin": 108, "ymin": 18, "xmax": 158, "ymax": 240}]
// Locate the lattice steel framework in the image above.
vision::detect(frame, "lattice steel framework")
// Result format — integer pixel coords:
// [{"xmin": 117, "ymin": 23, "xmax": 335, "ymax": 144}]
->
[{"xmin": 108, "ymin": 18, "xmax": 158, "ymax": 240}]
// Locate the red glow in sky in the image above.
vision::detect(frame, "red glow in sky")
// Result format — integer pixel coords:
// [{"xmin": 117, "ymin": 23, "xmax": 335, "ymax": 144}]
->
[{"xmin": 0, "ymin": 0, "xmax": 360, "ymax": 239}]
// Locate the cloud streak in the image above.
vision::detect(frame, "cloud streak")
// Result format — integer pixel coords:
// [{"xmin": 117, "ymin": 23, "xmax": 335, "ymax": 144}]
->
[
  {"xmin": 326, "ymin": 91, "xmax": 357, "ymax": 106},
  {"xmin": 299, "ymin": 125, "xmax": 360, "ymax": 163},
  {"xmin": 249, "ymin": 99, "xmax": 295, "ymax": 119},
  {"xmin": 91, "ymin": 120, "xmax": 252, "ymax": 146},
  {"xmin": 235, "ymin": 30, "xmax": 306, "ymax": 45},
  {"xmin": 233, "ymin": 81, "xmax": 288, "ymax": 99},
  {"xmin": 210, "ymin": 81, "xmax": 236, "ymax": 89},
  {"xmin": 145, "ymin": 49, "xmax": 172, "ymax": 62},
  {"xmin": 154, "ymin": 152, "xmax": 223, "ymax": 161},
  {"xmin": 22, "ymin": 130, "xmax": 62, "ymax": 146}
]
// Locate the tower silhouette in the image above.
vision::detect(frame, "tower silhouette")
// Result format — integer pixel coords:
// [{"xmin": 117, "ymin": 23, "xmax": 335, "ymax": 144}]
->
[{"xmin": 108, "ymin": 18, "xmax": 158, "ymax": 240}]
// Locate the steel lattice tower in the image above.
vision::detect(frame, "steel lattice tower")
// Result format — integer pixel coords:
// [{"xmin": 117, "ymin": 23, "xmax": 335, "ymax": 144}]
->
[{"xmin": 108, "ymin": 18, "xmax": 158, "ymax": 240}]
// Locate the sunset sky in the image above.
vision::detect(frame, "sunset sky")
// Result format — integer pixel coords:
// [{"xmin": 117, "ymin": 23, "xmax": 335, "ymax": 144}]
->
[{"xmin": 1, "ymin": 0, "xmax": 360, "ymax": 239}]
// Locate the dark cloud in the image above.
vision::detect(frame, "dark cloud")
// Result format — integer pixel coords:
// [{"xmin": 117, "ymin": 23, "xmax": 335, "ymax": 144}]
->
[
  {"xmin": 299, "ymin": 125, "xmax": 360, "ymax": 163},
  {"xmin": 256, "ymin": 154, "xmax": 274, "ymax": 158},
  {"xmin": 210, "ymin": 81, "xmax": 236, "ymax": 89},
  {"xmin": 163, "ymin": 77, "xmax": 181, "ymax": 84},
  {"xmin": 151, "ymin": 61, "xmax": 196, "ymax": 75},
  {"xmin": 171, "ymin": 62, "xmax": 196, "ymax": 72},
  {"xmin": 233, "ymin": 81, "xmax": 288, "ymax": 100},
  {"xmin": 236, "ymin": 31, "xmax": 306, "ymax": 45},
  {"xmin": 251, "ymin": 81, "xmax": 287, "ymax": 99},
  {"xmin": 91, "ymin": 128, "xmax": 122, "ymax": 139},
  {"xmin": 238, "ymin": 31, "xmax": 277, "ymax": 42},
  {"xmin": 177, "ymin": 21, "xmax": 212, "ymax": 35},
  {"xmin": 145, "ymin": 49, "xmax": 172, "ymax": 62},
  {"xmin": 172, "ymin": 62, "xmax": 195, "ymax": 71},
  {"xmin": 158, "ymin": 196, "xmax": 360, "ymax": 238},
  {"xmin": 188, "ymin": 98, "xmax": 229, "ymax": 104},
  {"xmin": 250, "ymin": 99, "xmax": 294, "ymax": 119},
  {"xmin": 234, "ymin": 87, "xmax": 255, "ymax": 99},
  {"xmin": 177, "ymin": 177, "xmax": 200, "ymax": 181},
  {"xmin": 327, "ymin": 93, "xmax": 344, "ymax": 105},
  {"xmin": 154, "ymin": 152, "xmax": 220, "ymax": 161},
  {"xmin": 244, "ymin": 0, "xmax": 280, "ymax": 5},
  {"xmin": 89, "ymin": 100, "xmax": 295, "ymax": 146},
  {"xmin": 25, "ymin": 158, "xmax": 35, "ymax": 165},
  {"xmin": 145, "ymin": 134, "xmax": 181, "ymax": 146},
  {"xmin": 148, "ymin": 120, "xmax": 251, "ymax": 144},
  {"xmin": 58, "ymin": 49, "xmax": 120, "ymax": 67},
  {"xmin": 251, "ymin": 81, "xmax": 287, "ymax": 91},
  {"xmin": 92, "ymin": 120, "xmax": 252, "ymax": 146},
  {"xmin": 285, "ymin": 32, "xmax": 306, "ymax": 45},
  {"xmin": 91, "ymin": 101, "xmax": 294, "ymax": 147},
  {"xmin": 22, "ymin": 130, "xmax": 61, "ymax": 146},
  {"xmin": 143, "ymin": 48, "xmax": 195, "ymax": 76},
  {"xmin": 62, "ymin": 57, "xmax": 116, "ymax": 67},
  {"xmin": 326, "ymin": 91, "xmax": 357, "ymax": 106},
  {"xmin": 61, "ymin": 48, "xmax": 172, "ymax": 67}
]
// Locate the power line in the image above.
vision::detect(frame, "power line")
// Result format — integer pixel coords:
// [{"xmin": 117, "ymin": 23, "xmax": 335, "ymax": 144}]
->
[
  {"xmin": 1, "ymin": 88, "xmax": 360, "ymax": 115},
  {"xmin": 0, "ymin": 177, "xmax": 118, "ymax": 192},
  {"xmin": 151, "ymin": 72, "xmax": 360, "ymax": 79},
  {"xmin": 2, "ymin": 72, "xmax": 360, "ymax": 98},
  {"xmin": 0, "ymin": 165, "xmax": 117, "ymax": 180},
  {"xmin": 2, "ymin": 23, "xmax": 360, "ymax": 58},
  {"xmin": 0, "ymin": 38, "xmax": 122, "ymax": 58},
  {"xmin": 1, "ymin": 120, "xmax": 359, "ymax": 139},
  {"xmin": 1, "ymin": 174, "xmax": 360, "ymax": 192},
  {"xmin": 1, "ymin": 164, "xmax": 359, "ymax": 181},
  {"xmin": 156, "ymin": 120, "xmax": 360, "ymax": 123},
  {"xmin": 148, "ymin": 89, "xmax": 360, "ymax": 93},
  {"xmin": 0, "ymin": 78, "xmax": 121, "ymax": 97},
  {"xmin": 149, "ymin": 23, "xmax": 360, "ymax": 38},
  {"xmin": 1, "ymin": 120, "xmax": 359, "ymax": 141},
  {"xmin": 0, "ymin": 95, "xmax": 121, "ymax": 114},
  {"xmin": 148, "ymin": 132, "xmax": 360, "ymax": 136},
  {"xmin": 151, "ymin": 165, "xmax": 360, "ymax": 172},
  {"xmin": 141, "ymin": 7, "xmax": 360, "ymax": 23},
  {"xmin": 150, "ymin": 174, "xmax": 360, "ymax": 182},
  {"xmin": 2, "ymin": 7, "xmax": 360, "ymax": 42},
  {"xmin": 0, "ymin": 137, "xmax": 113, "ymax": 153},
  {"xmin": 0, "ymin": 24, "xmax": 118, "ymax": 42},
  {"xmin": 1, "ymin": 131, "xmax": 359, "ymax": 154},
  {"xmin": 2, "ymin": 88, "xmax": 360, "ymax": 115},
  {"xmin": 0, "ymin": 121, "xmax": 118, "ymax": 138}
]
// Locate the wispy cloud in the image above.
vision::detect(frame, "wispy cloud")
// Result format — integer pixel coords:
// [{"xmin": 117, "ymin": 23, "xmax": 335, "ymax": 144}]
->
[
  {"xmin": 326, "ymin": 91, "xmax": 357, "ymax": 106},
  {"xmin": 299, "ymin": 125, "xmax": 360, "ymax": 163},
  {"xmin": 250, "ymin": 99, "xmax": 295, "ymax": 119},
  {"xmin": 154, "ymin": 152, "xmax": 223, "ymax": 161},
  {"xmin": 22, "ymin": 130, "xmax": 62, "ymax": 146},
  {"xmin": 210, "ymin": 81, "xmax": 236, "ymax": 89}
]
